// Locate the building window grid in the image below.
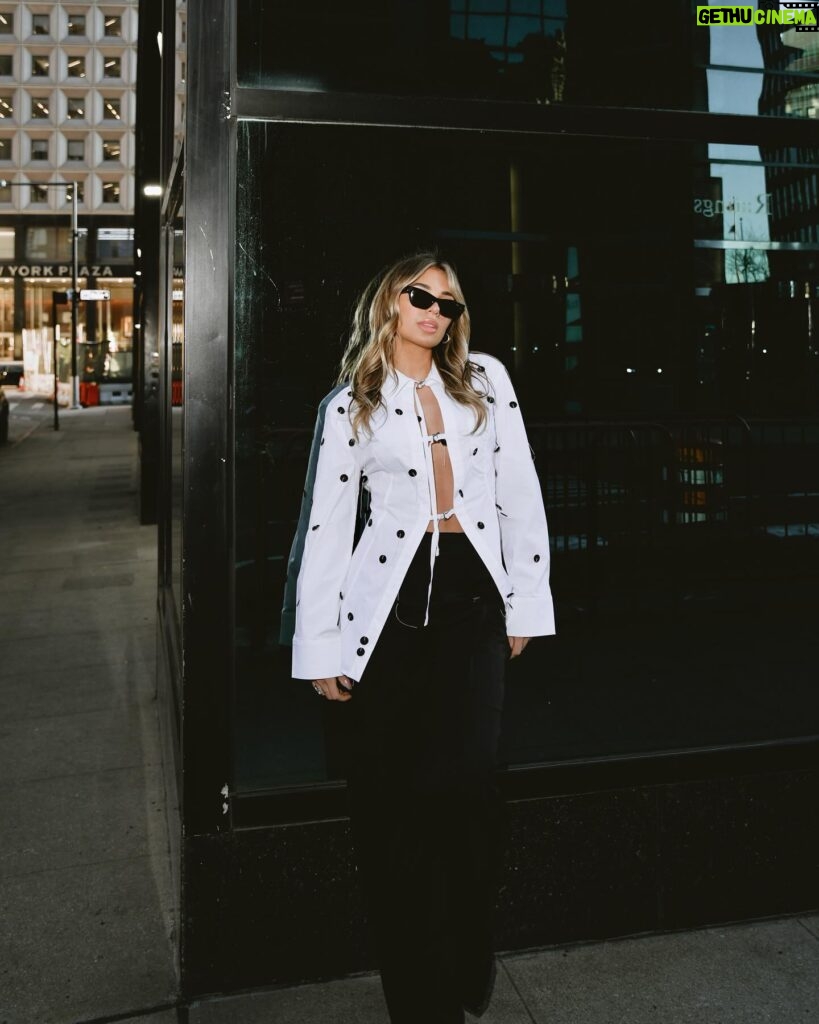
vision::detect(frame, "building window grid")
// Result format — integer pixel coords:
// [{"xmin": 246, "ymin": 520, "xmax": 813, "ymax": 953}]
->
[{"xmin": 3, "ymin": 6, "xmax": 136, "ymax": 214}]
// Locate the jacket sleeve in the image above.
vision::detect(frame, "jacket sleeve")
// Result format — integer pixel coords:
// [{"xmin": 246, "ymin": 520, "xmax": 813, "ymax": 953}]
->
[
  {"xmin": 487, "ymin": 356, "xmax": 556, "ymax": 638},
  {"xmin": 279, "ymin": 390, "xmax": 342, "ymax": 649},
  {"xmin": 290, "ymin": 392, "xmax": 360, "ymax": 680}
]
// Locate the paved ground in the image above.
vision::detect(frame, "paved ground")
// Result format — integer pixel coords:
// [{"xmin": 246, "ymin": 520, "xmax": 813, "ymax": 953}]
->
[{"xmin": 1, "ymin": 393, "xmax": 818, "ymax": 1024}]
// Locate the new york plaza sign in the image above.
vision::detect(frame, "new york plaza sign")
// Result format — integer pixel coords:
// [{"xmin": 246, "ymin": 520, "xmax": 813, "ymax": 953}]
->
[{"xmin": 0, "ymin": 264, "xmax": 119, "ymax": 278}]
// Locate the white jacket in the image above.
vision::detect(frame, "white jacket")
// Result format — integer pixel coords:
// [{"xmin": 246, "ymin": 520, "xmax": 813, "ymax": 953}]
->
[{"xmin": 284, "ymin": 352, "xmax": 555, "ymax": 682}]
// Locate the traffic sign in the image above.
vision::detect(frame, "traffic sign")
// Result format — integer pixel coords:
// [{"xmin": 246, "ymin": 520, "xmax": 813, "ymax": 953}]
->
[{"xmin": 80, "ymin": 289, "xmax": 111, "ymax": 301}]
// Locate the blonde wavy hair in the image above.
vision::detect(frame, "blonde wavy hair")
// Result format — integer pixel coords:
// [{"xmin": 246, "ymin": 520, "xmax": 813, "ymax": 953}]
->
[{"xmin": 337, "ymin": 253, "xmax": 488, "ymax": 437}]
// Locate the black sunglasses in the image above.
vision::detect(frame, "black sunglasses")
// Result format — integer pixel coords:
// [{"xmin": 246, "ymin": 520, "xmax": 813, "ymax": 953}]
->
[{"xmin": 400, "ymin": 285, "xmax": 465, "ymax": 321}]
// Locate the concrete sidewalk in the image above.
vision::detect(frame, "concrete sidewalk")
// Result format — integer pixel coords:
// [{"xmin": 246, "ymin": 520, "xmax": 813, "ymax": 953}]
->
[
  {"xmin": 2, "ymin": 404, "xmax": 818, "ymax": 1024},
  {"xmin": 0, "ymin": 403, "xmax": 176, "ymax": 1024}
]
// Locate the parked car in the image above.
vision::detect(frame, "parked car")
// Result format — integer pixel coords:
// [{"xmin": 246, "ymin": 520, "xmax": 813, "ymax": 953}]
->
[
  {"xmin": 0, "ymin": 387, "xmax": 9, "ymax": 444},
  {"xmin": 0, "ymin": 361, "xmax": 24, "ymax": 387}
]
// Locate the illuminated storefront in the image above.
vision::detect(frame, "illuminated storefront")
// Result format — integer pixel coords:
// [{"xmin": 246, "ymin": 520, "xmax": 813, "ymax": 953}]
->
[{"xmin": 0, "ymin": 220, "xmax": 134, "ymax": 401}]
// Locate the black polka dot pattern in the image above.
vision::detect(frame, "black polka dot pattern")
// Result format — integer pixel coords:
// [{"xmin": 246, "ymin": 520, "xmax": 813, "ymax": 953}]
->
[
  {"xmin": 534, "ymin": 554, "xmax": 541, "ymax": 562},
  {"xmin": 357, "ymin": 648, "xmax": 365, "ymax": 656},
  {"xmin": 379, "ymin": 555, "xmax": 387, "ymax": 563},
  {"xmin": 347, "ymin": 612, "xmax": 354, "ymax": 621},
  {"xmin": 348, "ymin": 439, "xmax": 355, "ymax": 446},
  {"xmin": 360, "ymin": 636, "xmax": 369, "ymax": 644},
  {"xmin": 340, "ymin": 474, "xmax": 348, "ymax": 482},
  {"xmin": 408, "ymin": 469, "xmax": 417, "ymax": 477},
  {"xmin": 478, "ymin": 521, "xmax": 485, "ymax": 529},
  {"xmin": 397, "ymin": 530, "xmax": 405, "ymax": 538},
  {"xmin": 487, "ymin": 396, "xmax": 495, "ymax": 404},
  {"xmin": 509, "ymin": 401, "xmax": 517, "ymax": 408},
  {"xmin": 368, "ymin": 519, "xmax": 373, "ymax": 527},
  {"xmin": 396, "ymin": 408, "xmax": 403, "ymax": 415},
  {"xmin": 311, "ymin": 524, "xmax": 319, "ymax": 531},
  {"xmin": 472, "ymin": 448, "xmax": 478, "ymax": 456},
  {"xmin": 320, "ymin": 438, "xmax": 325, "ymax": 446},
  {"xmin": 337, "ymin": 406, "xmax": 345, "ymax": 414},
  {"xmin": 494, "ymin": 445, "xmax": 501, "ymax": 453},
  {"xmin": 458, "ymin": 489, "xmax": 463, "ymax": 497}
]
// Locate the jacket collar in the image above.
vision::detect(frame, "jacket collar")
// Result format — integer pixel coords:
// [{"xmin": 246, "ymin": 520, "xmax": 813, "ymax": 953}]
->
[{"xmin": 384, "ymin": 358, "xmax": 444, "ymax": 399}]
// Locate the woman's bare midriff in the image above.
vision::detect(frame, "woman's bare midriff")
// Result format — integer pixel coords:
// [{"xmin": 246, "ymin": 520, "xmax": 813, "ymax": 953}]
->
[{"xmin": 416, "ymin": 383, "xmax": 465, "ymax": 534}]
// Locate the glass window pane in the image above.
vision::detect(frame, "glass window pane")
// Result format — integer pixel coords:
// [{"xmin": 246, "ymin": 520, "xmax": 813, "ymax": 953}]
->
[
  {"xmin": 66, "ymin": 55, "xmax": 85, "ymax": 78},
  {"xmin": 30, "ymin": 96, "xmax": 50, "ymax": 119},
  {"xmin": 67, "ymin": 139, "xmax": 84, "ymax": 160},
  {"xmin": 103, "ymin": 13, "xmax": 122, "ymax": 37},
  {"xmin": 0, "ymin": 54, "xmax": 12, "ymax": 75},
  {"xmin": 103, "ymin": 56, "xmax": 121, "ymax": 78},
  {"xmin": 102, "ymin": 96, "xmax": 121, "ymax": 120},
  {"xmin": 0, "ymin": 11, "xmax": 14, "ymax": 34},
  {"xmin": 96, "ymin": 226, "xmax": 133, "ymax": 260},
  {"xmin": 25, "ymin": 225, "xmax": 88, "ymax": 260},
  {"xmin": 66, "ymin": 96, "xmax": 86, "ymax": 119},
  {"xmin": 102, "ymin": 180, "xmax": 120, "ymax": 204},
  {"xmin": 0, "ymin": 136, "xmax": 10, "ymax": 159},
  {"xmin": 0, "ymin": 94, "xmax": 12, "ymax": 118},
  {"xmin": 237, "ymin": 2, "xmax": 819, "ymax": 116},
  {"xmin": 67, "ymin": 13, "xmax": 86, "ymax": 36},
  {"xmin": 31, "ymin": 139, "xmax": 47, "ymax": 159},
  {"xmin": 32, "ymin": 14, "xmax": 49, "ymax": 35},
  {"xmin": 31, "ymin": 54, "xmax": 49, "ymax": 76},
  {"xmin": 0, "ymin": 226, "xmax": 14, "ymax": 257},
  {"xmin": 233, "ymin": 120, "xmax": 819, "ymax": 791}
]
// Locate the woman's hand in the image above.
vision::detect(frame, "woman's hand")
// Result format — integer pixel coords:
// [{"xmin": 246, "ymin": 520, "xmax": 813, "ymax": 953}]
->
[
  {"xmin": 508, "ymin": 636, "xmax": 530, "ymax": 659},
  {"xmin": 312, "ymin": 676, "xmax": 354, "ymax": 701}
]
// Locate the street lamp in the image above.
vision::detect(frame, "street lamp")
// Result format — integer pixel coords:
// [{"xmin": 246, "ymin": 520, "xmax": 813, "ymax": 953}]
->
[{"xmin": 0, "ymin": 178, "xmax": 81, "ymax": 412}]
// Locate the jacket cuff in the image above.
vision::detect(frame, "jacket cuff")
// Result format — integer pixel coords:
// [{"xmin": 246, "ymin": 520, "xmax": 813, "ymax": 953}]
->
[
  {"xmin": 291, "ymin": 636, "xmax": 344, "ymax": 680},
  {"xmin": 505, "ymin": 594, "xmax": 556, "ymax": 638}
]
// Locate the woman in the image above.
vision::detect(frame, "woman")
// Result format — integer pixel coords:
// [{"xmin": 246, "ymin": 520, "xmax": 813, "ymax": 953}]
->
[{"xmin": 287, "ymin": 253, "xmax": 555, "ymax": 1023}]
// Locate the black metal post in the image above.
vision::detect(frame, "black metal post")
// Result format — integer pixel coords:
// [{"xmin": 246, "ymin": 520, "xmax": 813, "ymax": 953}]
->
[
  {"xmin": 51, "ymin": 291, "xmax": 59, "ymax": 432},
  {"xmin": 71, "ymin": 186, "xmax": 80, "ymax": 409}
]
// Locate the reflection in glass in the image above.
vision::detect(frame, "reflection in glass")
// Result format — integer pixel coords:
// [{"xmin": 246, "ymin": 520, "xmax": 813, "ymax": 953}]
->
[
  {"xmin": 170, "ymin": 221, "xmax": 184, "ymax": 622},
  {"xmin": 233, "ymin": 120, "xmax": 819, "ymax": 793}
]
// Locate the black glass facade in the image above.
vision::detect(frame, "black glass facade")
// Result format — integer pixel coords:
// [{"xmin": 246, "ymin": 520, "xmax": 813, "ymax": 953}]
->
[{"xmin": 152, "ymin": 0, "xmax": 819, "ymax": 1000}]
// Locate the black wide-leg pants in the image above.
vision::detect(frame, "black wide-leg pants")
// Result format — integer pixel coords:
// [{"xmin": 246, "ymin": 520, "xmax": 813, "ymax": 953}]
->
[{"xmin": 335, "ymin": 533, "xmax": 509, "ymax": 1024}]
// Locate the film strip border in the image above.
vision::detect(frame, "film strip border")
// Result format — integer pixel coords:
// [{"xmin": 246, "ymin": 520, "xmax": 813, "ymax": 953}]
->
[{"xmin": 781, "ymin": 1, "xmax": 819, "ymax": 31}]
